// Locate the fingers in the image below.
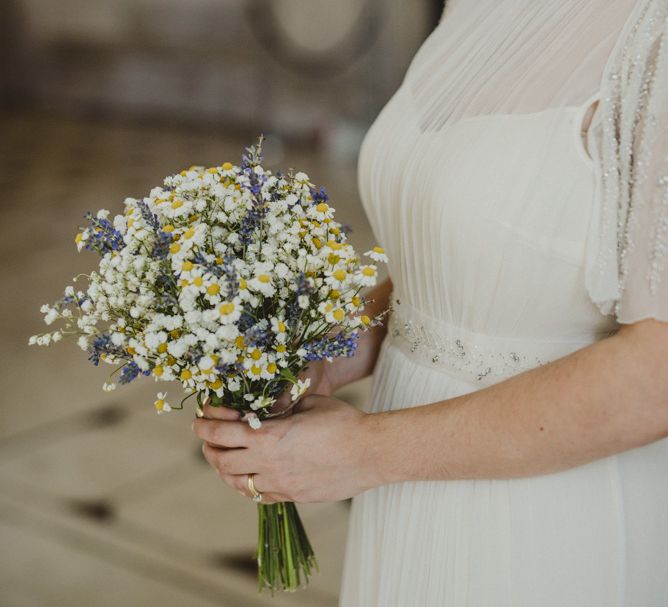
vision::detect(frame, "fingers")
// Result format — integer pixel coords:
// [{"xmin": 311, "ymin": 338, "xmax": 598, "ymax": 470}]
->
[
  {"xmin": 219, "ymin": 474, "xmax": 282, "ymax": 504},
  {"xmin": 201, "ymin": 441, "xmax": 255, "ymax": 475},
  {"xmin": 201, "ymin": 398, "xmax": 242, "ymax": 421},
  {"xmin": 200, "ymin": 445, "xmax": 286, "ymax": 504},
  {"xmin": 271, "ymin": 389, "xmax": 294, "ymax": 415},
  {"xmin": 193, "ymin": 417, "xmax": 251, "ymax": 448}
]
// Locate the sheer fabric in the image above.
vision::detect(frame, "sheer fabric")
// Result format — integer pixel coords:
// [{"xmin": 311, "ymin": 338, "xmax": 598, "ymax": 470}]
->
[
  {"xmin": 586, "ymin": 0, "xmax": 668, "ymax": 322},
  {"xmin": 340, "ymin": 2, "xmax": 668, "ymax": 605},
  {"xmin": 410, "ymin": 0, "xmax": 636, "ymax": 126}
]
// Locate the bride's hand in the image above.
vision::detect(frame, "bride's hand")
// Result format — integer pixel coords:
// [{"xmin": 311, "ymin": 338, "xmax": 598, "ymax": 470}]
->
[
  {"xmin": 192, "ymin": 395, "xmax": 385, "ymax": 504},
  {"xmin": 270, "ymin": 359, "xmax": 340, "ymax": 415}
]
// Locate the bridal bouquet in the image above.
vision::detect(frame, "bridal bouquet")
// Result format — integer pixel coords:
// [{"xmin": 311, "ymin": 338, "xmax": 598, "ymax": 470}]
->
[{"xmin": 30, "ymin": 136, "xmax": 387, "ymax": 592}]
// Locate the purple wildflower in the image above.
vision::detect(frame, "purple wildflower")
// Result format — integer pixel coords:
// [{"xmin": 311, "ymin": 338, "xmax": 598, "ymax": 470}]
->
[{"xmin": 302, "ymin": 331, "xmax": 359, "ymax": 361}]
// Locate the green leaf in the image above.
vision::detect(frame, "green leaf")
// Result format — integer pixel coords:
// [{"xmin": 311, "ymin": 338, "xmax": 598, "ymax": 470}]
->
[{"xmin": 278, "ymin": 367, "xmax": 298, "ymax": 384}]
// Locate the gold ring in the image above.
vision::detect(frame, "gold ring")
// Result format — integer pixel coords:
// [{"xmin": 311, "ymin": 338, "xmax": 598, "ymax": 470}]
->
[{"xmin": 247, "ymin": 473, "xmax": 263, "ymax": 503}]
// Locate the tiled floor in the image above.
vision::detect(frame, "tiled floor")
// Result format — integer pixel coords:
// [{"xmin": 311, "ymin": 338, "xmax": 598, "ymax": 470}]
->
[{"xmin": 0, "ymin": 109, "xmax": 377, "ymax": 606}]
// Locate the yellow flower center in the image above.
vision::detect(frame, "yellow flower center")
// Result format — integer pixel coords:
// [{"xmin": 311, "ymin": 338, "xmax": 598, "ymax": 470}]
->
[
  {"xmin": 180, "ymin": 369, "xmax": 192, "ymax": 381},
  {"xmin": 251, "ymin": 349, "xmax": 262, "ymax": 361},
  {"xmin": 184, "ymin": 227, "xmax": 195, "ymax": 239},
  {"xmin": 207, "ymin": 284, "xmax": 220, "ymax": 296},
  {"xmin": 171, "ymin": 200, "xmax": 183, "ymax": 210},
  {"xmin": 239, "ymin": 278, "xmax": 247, "ymax": 290},
  {"xmin": 250, "ymin": 365, "xmax": 262, "ymax": 376},
  {"xmin": 208, "ymin": 378, "xmax": 223, "ymax": 390},
  {"xmin": 333, "ymin": 269, "xmax": 346, "ymax": 281},
  {"xmin": 157, "ymin": 343, "xmax": 168, "ymax": 354},
  {"xmin": 362, "ymin": 267, "xmax": 376, "ymax": 277},
  {"xmin": 153, "ymin": 365, "xmax": 164, "ymax": 377},
  {"xmin": 192, "ymin": 276, "xmax": 203, "ymax": 287},
  {"xmin": 219, "ymin": 302, "xmax": 235, "ymax": 316},
  {"xmin": 277, "ymin": 321, "xmax": 286, "ymax": 333},
  {"xmin": 163, "ymin": 224, "xmax": 174, "ymax": 232},
  {"xmin": 373, "ymin": 246, "xmax": 385, "ymax": 254},
  {"xmin": 316, "ymin": 202, "xmax": 329, "ymax": 213},
  {"xmin": 267, "ymin": 362, "xmax": 277, "ymax": 374},
  {"xmin": 329, "ymin": 290, "xmax": 341, "ymax": 300},
  {"xmin": 222, "ymin": 162, "xmax": 233, "ymax": 171},
  {"xmin": 258, "ymin": 274, "xmax": 271, "ymax": 284},
  {"xmin": 169, "ymin": 243, "xmax": 181, "ymax": 254},
  {"xmin": 154, "ymin": 399, "xmax": 165, "ymax": 411},
  {"xmin": 328, "ymin": 254, "xmax": 340, "ymax": 265},
  {"xmin": 361, "ymin": 315, "xmax": 371, "ymax": 325},
  {"xmin": 276, "ymin": 344, "xmax": 287, "ymax": 353},
  {"xmin": 235, "ymin": 335, "xmax": 245, "ymax": 349},
  {"xmin": 333, "ymin": 308, "xmax": 345, "ymax": 322},
  {"xmin": 312, "ymin": 237, "xmax": 323, "ymax": 249},
  {"xmin": 182, "ymin": 261, "xmax": 193, "ymax": 271}
]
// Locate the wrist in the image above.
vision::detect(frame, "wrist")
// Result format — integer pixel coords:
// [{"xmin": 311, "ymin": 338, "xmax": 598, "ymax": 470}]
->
[{"xmin": 359, "ymin": 409, "xmax": 406, "ymax": 488}]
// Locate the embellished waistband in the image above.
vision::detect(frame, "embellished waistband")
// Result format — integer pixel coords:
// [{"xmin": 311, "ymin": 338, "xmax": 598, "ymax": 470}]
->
[{"xmin": 386, "ymin": 293, "xmax": 606, "ymax": 387}]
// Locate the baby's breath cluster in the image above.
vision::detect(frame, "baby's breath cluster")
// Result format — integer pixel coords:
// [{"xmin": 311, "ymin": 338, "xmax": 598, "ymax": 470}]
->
[{"xmin": 30, "ymin": 137, "xmax": 386, "ymax": 425}]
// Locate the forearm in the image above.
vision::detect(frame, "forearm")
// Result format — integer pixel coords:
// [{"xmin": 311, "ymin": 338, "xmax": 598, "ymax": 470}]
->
[
  {"xmin": 331, "ymin": 277, "xmax": 393, "ymax": 389},
  {"xmin": 369, "ymin": 319, "xmax": 668, "ymax": 483}
]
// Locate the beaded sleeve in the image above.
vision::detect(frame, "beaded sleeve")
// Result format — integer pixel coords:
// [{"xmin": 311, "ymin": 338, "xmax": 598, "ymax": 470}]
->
[{"xmin": 585, "ymin": 0, "xmax": 668, "ymax": 323}]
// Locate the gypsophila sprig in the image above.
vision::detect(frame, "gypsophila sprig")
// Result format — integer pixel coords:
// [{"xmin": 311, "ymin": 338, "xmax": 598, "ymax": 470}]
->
[{"xmin": 30, "ymin": 135, "xmax": 387, "ymax": 594}]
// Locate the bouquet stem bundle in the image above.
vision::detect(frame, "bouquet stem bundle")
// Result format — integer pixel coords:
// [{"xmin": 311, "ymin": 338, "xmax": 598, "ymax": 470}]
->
[{"xmin": 257, "ymin": 502, "xmax": 317, "ymax": 592}]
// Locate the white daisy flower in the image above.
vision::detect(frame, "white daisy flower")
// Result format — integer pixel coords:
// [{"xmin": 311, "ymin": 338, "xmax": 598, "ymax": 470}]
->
[
  {"xmin": 250, "ymin": 395, "xmax": 276, "ymax": 411},
  {"xmin": 355, "ymin": 264, "xmax": 378, "ymax": 287},
  {"xmin": 154, "ymin": 392, "xmax": 172, "ymax": 414},
  {"xmin": 290, "ymin": 378, "xmax": 311, "ymax": 402},
  {"xmin": 364, "ymin": 246, "xmax": 389, "ymax": 263}
]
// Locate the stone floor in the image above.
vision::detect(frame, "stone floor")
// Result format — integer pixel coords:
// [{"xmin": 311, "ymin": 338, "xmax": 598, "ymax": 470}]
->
[{"xmin": 0, "ymin": 109, "xmax": 378, "ymax": 606}]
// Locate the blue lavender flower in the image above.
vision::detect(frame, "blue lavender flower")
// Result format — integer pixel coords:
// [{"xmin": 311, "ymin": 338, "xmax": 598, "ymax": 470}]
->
[
  {"xmin": 286, "ymin": 272, "xmax": 314, "ymax": 322},
  {"xmin": 184, "ymin": 345, "xmax": 204, "ymax": 365},
  {"xmin": 152, "ymin": 230, "xmax": 173, "ymax": 259},
  {"xmin": 136, "ymin": 201, "xmax": 161, "ymax": 231},
  {"xmin": 221, "ymin": 255, "xmax": 239, "ymax": 298},
  {"xmin": 88, "ymin": 334, "xmax": 126, "ymax": 366},
  {"xmin": 310, "ymin": 186, "xmax": 329, "ymax": 205},
  {"xmin": 245, "ymin": 320, "xmax": 271, "ymax": 348},
  {"xmin": 192, "ymin": 252, "xmax": 223, "ymax": 278},
  {"xmin": 302, "ymin": 331, "xmax": 359, "ymax": 361},
  {"xmin": 83, "ymin": 212, "xmax": 126, "ymax": 256},
  {"xmin": 238, "ymin": 203, "xmax": 267, "ymax": 246},
  {"xmin": 215, "ymin": 361, "xmax": 243, "ymax": 377},
  {"xmin": 237, "ymin": 311, "xmax": 256, "ymax": 333},
  {"xmin": 119, "ymin": 360, "xmax": 141, "ymax": 384}
]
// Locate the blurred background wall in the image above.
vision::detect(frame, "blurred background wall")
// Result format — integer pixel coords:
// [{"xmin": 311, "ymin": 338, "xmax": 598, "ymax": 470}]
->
[
  {"xmin": 0, "ymin": 1, "xmax": 443, "ymax": 606},
  {"xmin": 2, "ymin": 0, "xmax": 441, "ymax": 151}
]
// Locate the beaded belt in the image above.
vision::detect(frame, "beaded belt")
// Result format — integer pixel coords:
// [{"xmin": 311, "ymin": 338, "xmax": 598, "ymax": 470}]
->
[{"xmin": 386, "ymin": 293, "xmax": 607, "ymax": 386}]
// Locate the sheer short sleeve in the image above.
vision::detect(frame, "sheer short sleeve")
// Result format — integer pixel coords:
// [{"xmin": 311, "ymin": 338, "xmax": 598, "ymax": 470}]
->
[{"xmin": 585, "ymin": 0, "xmax": 668, "ymax": 324}]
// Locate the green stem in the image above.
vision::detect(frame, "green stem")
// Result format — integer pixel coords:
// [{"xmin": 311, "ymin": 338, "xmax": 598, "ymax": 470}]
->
[{"xmin": 255, "ymin": 502, "xmax": 317, "ymax": 593}]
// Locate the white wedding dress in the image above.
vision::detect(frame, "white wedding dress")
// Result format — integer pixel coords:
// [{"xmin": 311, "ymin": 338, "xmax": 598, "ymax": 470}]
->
[{"xmin": 339, "ymin": 1, "xmax": 668, "ymax": 605}]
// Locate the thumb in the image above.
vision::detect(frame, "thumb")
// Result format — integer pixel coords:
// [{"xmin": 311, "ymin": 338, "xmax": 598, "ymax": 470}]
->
[{"xmin": 293, "ymin": 393, "xmax": 329, "ymax": 414}]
